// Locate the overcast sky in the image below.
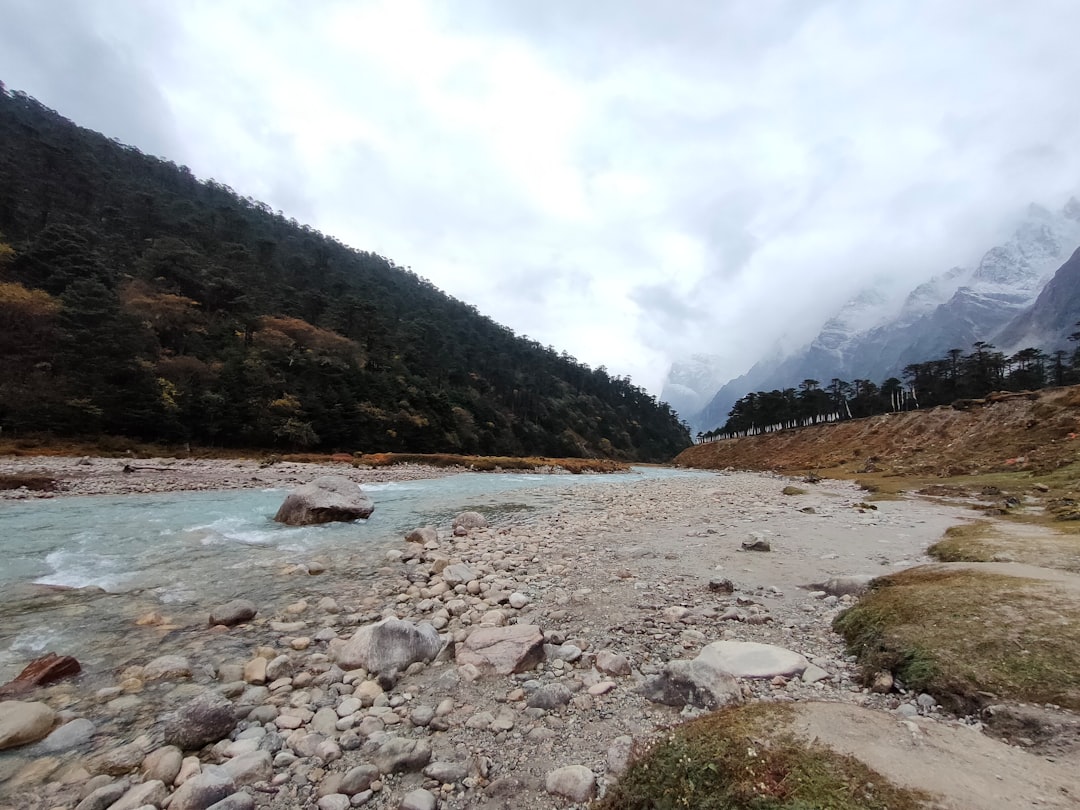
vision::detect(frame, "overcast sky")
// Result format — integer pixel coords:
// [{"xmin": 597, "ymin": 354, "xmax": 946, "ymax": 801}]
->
[{"xmin": 2, "ymin": 0, "xmax": 1080, "ymax": 396}]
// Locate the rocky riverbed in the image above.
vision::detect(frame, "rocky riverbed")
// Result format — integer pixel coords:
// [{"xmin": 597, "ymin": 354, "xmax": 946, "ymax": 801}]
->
[
  {"xmin": 1, "ymin": 469, "xmax": 1076, "ymax": 810},
  {"xmin": 0, "ymin": 456, "xmax": 456, "ymax": 500}
]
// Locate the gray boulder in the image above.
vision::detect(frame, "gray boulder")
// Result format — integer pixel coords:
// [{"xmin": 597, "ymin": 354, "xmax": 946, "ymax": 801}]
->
[
  {"xmin": 639, "ymin": 658, "xmax": 742, "ymax": 709},
  {"xmin": 162, "ymin": 691, "xmax": 239, "ymax": 750},
  {"xmin": 335, "ymin": 618, "xmax": 443, "ymax": 675},
  {"xmin": 208, "ymin": 599, "xmax": 257, "ymax": 627},
  {"xmin": 273, "ymin": 476, "xmax": 374, "ymax": 526}
]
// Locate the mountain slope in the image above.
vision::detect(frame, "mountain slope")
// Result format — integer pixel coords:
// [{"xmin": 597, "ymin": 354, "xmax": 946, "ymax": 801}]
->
[
  {"xmin": 995, "ymin": 245, "xmax": 1080, "ymax": 352},
  {"xmin": 0, "ymin": 86, "xmax": 690, "ymax": 459}
]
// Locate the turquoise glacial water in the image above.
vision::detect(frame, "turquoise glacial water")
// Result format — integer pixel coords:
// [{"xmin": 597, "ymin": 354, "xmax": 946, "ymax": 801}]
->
[{"xmin": 0, "ymin": 466, "xmax": 710, "ymax": 680}]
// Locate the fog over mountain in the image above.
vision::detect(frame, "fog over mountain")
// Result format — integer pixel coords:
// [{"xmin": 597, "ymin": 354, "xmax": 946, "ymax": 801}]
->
[{"xmin": 683, "ymin": 198, "xmax": 1080, "ymax": 432}]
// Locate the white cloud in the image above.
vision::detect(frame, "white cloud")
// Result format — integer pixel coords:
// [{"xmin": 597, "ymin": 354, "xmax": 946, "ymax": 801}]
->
[{"xmin": 2, "ymin": 0, "xmax": 1079, "ymax": 397}]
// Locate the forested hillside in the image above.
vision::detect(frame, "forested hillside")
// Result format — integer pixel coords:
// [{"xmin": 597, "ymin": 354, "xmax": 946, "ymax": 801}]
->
[{"xmin": 0, "ymin": 85, "xmax": 690, "ymax": 460}]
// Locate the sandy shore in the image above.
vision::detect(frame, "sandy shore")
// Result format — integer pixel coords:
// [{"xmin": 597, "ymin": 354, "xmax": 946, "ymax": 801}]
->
[
  {"xmin": 0, "ymin": 455, "xmax": 462, "ymax": 500},
  {"xmin": 1, "ymin": 470, "xmax": 1076, "ymax": 809}
]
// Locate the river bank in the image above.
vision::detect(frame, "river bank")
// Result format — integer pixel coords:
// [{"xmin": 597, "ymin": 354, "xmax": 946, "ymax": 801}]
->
[
  {"xmin": 1, "ymin": 469, "xmax": 1076, "ymax": 809},
  {"xmin": 0, "ymin": 456, "xmax": 457, "ymax": 500}
]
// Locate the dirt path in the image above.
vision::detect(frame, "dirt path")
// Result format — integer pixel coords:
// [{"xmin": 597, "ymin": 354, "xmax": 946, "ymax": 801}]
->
[{"xmin": 794, "ymin": 702, "xmax": 1077, "ymax": 810}]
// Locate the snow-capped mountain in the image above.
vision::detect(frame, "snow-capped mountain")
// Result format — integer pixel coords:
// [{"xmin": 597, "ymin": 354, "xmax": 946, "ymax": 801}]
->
[
  {"xmin": 660, "ymin": 353, "xmax": 732, "ymax": 423},
  {"xmin": 682, "ymin": 198, "xmax": 1080, "ymax": 432}
]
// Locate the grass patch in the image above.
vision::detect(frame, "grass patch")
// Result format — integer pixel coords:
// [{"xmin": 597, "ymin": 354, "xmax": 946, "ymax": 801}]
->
[
  {"xmin": 929, "ymin": 520, "xmax": 1080, "ymax": 572},
  {"xmin": 927, "ymin": 521, "xmax": 999, "ymax": 562},
  {"xmin": 0, "ymin": 474, "xmax": 57, "ymax": 491},
  {"xmin": 833, "ymin": 566, "xmax": 1080, "ymax": 711},
  {"xmin": 593, "ymin": 703, "xmax": 930, "ymax": 810}
]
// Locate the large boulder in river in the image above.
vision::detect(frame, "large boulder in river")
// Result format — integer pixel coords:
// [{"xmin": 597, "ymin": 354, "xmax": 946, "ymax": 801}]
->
[
  {"xmin": 336, "ymin": 618, "xmax": 443, "ymax": 676},
  {"xmin": 273, "ymin": 476, "xmax": 374, "ymax": 526}
]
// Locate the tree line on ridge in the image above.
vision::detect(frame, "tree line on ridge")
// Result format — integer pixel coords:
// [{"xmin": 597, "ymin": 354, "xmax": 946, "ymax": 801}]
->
[{"xmin": 700, "ymin": 339, "xmax": 1079, "ymax": 442}]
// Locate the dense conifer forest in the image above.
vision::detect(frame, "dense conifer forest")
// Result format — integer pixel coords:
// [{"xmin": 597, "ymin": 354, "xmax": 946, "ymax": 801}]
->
[{"xmin": 0, "ymin": 85, "xmax": 690, "ymax": 460}]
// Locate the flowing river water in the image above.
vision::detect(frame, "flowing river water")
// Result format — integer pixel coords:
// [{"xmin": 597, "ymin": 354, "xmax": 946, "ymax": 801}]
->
[{"xmin": 0, "ymin": 466, "xmax": 711, "ymax": 686}]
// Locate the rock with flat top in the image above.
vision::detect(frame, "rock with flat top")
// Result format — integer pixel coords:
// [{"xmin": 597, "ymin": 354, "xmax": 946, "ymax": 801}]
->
[
  {"xmin": 335, "ymin": 618, "xmax": 443, "ymax": 675},
  {"xmin": 274, "ymin": 476, "xmax": 374, "ymax": 525},
  {"xmin": 697, "ymin": 640, "xmax": 809, "ymax": 679},
  {"xmin": 456, "ymin": 625, "xmax": 544, "ymax": 675},
  {"xmin": 639, "ymin": 658, "xmax": 742, "ymax": 709}
]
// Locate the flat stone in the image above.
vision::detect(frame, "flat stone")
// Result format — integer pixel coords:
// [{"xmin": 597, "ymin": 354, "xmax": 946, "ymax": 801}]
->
[
  {"xmin": 697, "ymin": 640, "xmax": 809, "ymax": 679},
  {"xmin": 400, "ymin": 788, "xmax": 437, "ymax": 810},
  {"xmin": 104, "ymin": 779, "xmax": 167, "ymax": 810},
  {"xmin": 456, "ymin": 624, "xmax": 544, "ymax": 675}
]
